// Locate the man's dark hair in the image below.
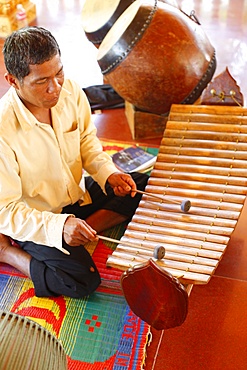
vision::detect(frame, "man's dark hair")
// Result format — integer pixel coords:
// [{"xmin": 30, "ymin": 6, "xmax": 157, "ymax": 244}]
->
[{"xmin": 3, "ymin": 26, "xmax": 61, "ymax": 81}]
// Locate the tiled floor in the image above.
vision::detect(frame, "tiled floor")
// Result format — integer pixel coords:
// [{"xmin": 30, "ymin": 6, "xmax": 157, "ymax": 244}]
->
[{"xmin": 0, "ymin": 1, "xmax": 247, "ymax": 369}]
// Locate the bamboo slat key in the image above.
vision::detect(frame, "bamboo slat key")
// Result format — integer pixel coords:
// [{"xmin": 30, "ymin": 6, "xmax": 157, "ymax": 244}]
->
[{"xmin": 107, "ymin": 104, "xmax": 247, "ymax": 286}]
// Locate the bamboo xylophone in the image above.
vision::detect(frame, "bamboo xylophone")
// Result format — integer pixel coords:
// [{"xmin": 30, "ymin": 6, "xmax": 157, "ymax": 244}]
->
[{"xmin": 107, "ymin": 104, "xmax": 247, "ymax": 286}]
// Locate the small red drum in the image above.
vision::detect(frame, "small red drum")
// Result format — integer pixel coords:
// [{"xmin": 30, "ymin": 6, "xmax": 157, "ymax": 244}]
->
[
  {"xmin": 97, "ymin": 0, "xmax": 216, "ymax": 115},
  {"xmin": 81, "ymin": 0, "xmax": 134, "ymax": 47},
  {"xmin": 121, "ymin": 259, "xmax": 188, "ymax": 330}
]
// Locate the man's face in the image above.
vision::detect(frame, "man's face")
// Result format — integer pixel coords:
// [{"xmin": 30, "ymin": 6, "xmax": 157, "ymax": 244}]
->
[{"xmin": 9, "ymin": 53, "xmax": 64, "ymax": 111}]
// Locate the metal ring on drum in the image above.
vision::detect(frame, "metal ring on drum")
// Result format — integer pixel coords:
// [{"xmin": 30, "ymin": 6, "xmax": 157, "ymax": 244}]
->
[
  {"xmin": 97, "ymin": 0, "xmax": 216, "ymax": 115},
  {"xmin": 81, "ymin": 0, "xmax": 135, "ymax": 47}
]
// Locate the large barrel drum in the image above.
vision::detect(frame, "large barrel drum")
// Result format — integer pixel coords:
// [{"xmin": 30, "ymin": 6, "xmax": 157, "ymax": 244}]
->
[
  {"xmin": 97, "ymin": 0, "xmax": 216, "ymax": 115},
  {"xmin": 81, "ymin": 0, "xmax": 135, "ymax": 47}
]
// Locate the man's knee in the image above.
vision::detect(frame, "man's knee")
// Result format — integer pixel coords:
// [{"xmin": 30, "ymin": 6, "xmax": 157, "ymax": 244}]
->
[
  {"xmin": 30, "ymin": 257, "xmax": 101, "ymax": 298},
  {"xmin": 66, "ymin": 270, "xmax": 101, "ymax": 298}
]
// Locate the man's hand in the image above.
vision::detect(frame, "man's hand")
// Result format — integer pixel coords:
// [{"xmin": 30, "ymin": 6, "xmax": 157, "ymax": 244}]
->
[
  {"xmin": 107, "ymin": 172, "xmax": 137, "ymax": 197},
  {"xmin": 63, "ymin": 216, "xmax": 98, "ymax": 246}
]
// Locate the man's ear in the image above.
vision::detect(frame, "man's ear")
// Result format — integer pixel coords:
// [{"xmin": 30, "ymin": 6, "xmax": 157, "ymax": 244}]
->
[{"xmin": 4, "ymin": 73, "xmax": 20, "ymax": 89}]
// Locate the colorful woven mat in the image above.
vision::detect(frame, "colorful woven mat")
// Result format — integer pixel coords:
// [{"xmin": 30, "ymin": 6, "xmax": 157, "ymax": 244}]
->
[{"xmin": 0, "ymin": 141, "xmax": 158, "ymax": 370}]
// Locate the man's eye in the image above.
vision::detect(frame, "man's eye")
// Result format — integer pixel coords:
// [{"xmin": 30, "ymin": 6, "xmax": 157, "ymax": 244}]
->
[{"xmin": 36, "ymin": 79, "xmax": 47, "ymax": 84}]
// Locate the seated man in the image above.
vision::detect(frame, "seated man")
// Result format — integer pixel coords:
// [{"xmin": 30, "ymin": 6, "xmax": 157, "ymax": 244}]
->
[{"xmin": 0, "ymin": 26, "xmax": 148, "ymax": 298}]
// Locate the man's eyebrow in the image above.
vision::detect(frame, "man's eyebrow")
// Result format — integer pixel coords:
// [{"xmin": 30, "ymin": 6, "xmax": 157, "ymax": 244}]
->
[
  {"xmin": 33, "ymin": 66, "xmax": 64, "ymax": 82},
  {"xmin": 56, "ymin": 66, "xmax": 64, "ymax": 74}
]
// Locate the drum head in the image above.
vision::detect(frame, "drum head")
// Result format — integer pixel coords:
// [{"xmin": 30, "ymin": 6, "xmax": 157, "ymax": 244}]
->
[
  {"xmin": 82, "ymin": 0, "xmax": 121, "ymax": 32},
  {"xmin": 82, "ymin": 0, "xmax": 135, "ymax": 46},
  {"xmin": 160, "ymin": 0, "xmax": 179, "ymax": 7},
  {"xmin": 121, "ymin": 259, "xmax": 188, "ymax": 330},
  {"xmin": 98, "ymin": 0, "xmax": 141, "ymax": 60}
]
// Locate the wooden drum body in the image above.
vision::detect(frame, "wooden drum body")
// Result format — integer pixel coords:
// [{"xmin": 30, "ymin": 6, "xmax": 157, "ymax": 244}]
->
[
  {"xmin": 81, "ymin": 0, "xmax": 134, "ymax": 47},
  {"xmin": 97, "ymin": 0, "xmax": 216, "ymax": 115}
]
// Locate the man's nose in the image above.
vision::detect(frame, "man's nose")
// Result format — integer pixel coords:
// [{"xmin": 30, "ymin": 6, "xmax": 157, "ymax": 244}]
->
[{"xmin": 47, "ymin": 78, "xmax": 60, "ymax": 93}]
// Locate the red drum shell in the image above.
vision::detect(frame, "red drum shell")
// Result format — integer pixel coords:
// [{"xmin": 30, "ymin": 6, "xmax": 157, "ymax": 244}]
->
[
  {"xmin": 97, "ymin": 0, "xmax": 216, "ymax": 115},
  {"xmin": 82, "ymin": 0, "xmax": 134, "ymax": 47}
]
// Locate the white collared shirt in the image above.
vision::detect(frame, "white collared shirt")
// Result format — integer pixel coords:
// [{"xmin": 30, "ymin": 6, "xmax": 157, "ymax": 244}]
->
[{"xmin": 0, "ymin": 79, "xmax": 117, "ymax": 251}]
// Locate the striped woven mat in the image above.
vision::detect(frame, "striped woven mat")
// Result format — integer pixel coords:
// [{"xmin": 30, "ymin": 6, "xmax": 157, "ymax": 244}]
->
[{"xmin": 0, "ymin": 141, "xmax": 158, "ymax": 370}]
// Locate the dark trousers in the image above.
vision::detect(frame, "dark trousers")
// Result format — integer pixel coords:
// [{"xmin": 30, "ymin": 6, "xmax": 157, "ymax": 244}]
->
[{"xmin": 17, "ymin": 172, "xmax": 148, "ymax": 298}]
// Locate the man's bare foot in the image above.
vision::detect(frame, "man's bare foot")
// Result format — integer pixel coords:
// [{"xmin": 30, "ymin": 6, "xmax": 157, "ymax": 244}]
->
[
  {"xmin": 0, "ymin": 233, "xmax": 31, "ymax": 277},
  {"xmin": 0, "ymin": 233, "xmax": 12, "ymax": 259}
]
